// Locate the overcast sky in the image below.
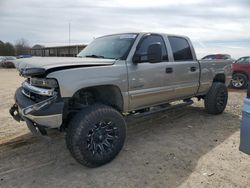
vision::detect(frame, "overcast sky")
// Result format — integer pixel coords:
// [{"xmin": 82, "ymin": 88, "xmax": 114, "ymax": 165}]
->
[{"xmin": 0, "ymin": 0, "xmax": 249, "ymax": 58}]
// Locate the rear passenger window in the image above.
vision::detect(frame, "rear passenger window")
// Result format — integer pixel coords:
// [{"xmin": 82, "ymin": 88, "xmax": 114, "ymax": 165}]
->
[{"xmin": 168, "ymin": 36, "xmax": 193, "ymax": 61}]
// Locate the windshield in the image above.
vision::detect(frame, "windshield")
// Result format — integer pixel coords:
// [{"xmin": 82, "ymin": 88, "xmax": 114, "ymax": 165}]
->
[
  {"xmin": 78, "ymin": 33, "xmax": 138, "ymax": 60},
  {"xmin": 235, "ymin": 56, "xmax": 250, "ymax": 64}
]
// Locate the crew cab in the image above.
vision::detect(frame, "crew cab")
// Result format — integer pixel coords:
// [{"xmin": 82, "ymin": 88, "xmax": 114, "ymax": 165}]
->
[{"xmin": 10, "ymin": 33, "xmax": 232, "ymax": 167}]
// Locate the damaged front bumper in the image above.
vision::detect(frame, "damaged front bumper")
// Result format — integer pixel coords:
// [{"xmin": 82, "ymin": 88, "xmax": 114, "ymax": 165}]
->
[{"xmin": 10, "ymin": 85, "xmax": 64, "ymax": 135}]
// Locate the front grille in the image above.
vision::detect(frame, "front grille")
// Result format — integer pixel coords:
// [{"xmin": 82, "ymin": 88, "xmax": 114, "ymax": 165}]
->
[
  {"xmin": 22, "ymin": 88, "xmax": 31, "ymax": 98},
  {"xmin": 21, "ymin": 80, "xmax": 59, "ymax": 103},
  {"xmin": 22, "ymin": 88, "xmax": 51, "ymax": 102}
]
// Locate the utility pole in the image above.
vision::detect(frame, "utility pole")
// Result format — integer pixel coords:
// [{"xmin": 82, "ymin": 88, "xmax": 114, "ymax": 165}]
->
[{"xmin": 68, "ymin": 22, "xmax": 71, "ymax": 56}]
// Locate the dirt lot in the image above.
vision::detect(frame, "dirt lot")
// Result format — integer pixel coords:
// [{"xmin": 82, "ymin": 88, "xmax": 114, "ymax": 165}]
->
[{"xmin": 0, "ymin": 69, "xmax": 249, "ymax": 188}]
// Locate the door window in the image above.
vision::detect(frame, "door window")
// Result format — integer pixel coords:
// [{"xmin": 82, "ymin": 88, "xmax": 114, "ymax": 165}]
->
[{"xmin": 137, "ymin": 34, "xmax": 168, "ymax": 62}]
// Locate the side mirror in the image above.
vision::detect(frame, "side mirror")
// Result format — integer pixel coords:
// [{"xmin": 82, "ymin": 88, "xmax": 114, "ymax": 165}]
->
[
  {"xmin": 147, "ymin": 43, "xmax": 162, "ymax": 63},
  {"xmin": 132, "ymin": 43, "xmax": 162, "ymax": 63},
  {"xmin": 132, "ymin": 53, "xmax": 141, "ymax": 63}
]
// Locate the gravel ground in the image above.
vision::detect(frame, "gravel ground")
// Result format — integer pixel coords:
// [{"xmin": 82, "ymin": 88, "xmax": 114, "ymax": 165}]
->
[{"xmin": 0, "ymin": 69, "xmax": 249, "ymax": 188}]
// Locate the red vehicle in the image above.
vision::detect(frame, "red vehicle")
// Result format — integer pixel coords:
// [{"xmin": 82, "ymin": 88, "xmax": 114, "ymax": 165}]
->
[{"xmin": 231, "ymin": 56, "xmax": 250, "ymax": 89}]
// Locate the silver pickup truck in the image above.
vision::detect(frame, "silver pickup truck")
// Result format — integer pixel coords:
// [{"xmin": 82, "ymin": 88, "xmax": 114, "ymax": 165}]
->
[{"xmin": 10, "ymin": 33, "xmax": 232, "ymax": 167}]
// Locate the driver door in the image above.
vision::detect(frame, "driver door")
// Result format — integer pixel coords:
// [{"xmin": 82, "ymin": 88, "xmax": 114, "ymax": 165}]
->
[{"xmin": 127, "ymin": 34, "xmax": 175, "ymax": 111}]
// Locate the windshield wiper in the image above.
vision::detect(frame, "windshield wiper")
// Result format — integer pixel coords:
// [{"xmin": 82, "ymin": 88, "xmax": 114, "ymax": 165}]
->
[{"xmin": 85, "ymin": 54, "xmax": 105, "ymax": 58}]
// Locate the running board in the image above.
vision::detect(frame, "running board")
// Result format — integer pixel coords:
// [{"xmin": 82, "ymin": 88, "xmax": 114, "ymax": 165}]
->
[{"xmin": 126, "ymin": 99, "xmax": 193, "ymax": 121}]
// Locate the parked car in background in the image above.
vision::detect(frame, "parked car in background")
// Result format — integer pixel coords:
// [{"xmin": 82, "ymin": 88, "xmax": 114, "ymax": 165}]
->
[
  {"xmin": 0, "ymin": 56, "xmax": 6, "ymax": 64},
  {"xmin": 202, "ymin": 54, "xmax": 231, "ymax": 60},
  {"xmin": 231, "ymin": 56, "xmax": 250, "ymax": 89},
  {"xmin": 17, "ymin": 54, "xmax": 32, "ymax": 59},
  {"xmin": 0, "ymin": 56, "xmax": 16, "ymax": 68}
]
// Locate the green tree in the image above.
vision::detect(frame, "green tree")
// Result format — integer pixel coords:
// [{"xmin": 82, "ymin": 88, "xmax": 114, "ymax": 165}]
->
[
  {"xmin": 0, "ymin": 41, "xmax": 5, "ymax": 55},
  {"xmin": 4, "ymin": 42, "xmax": 15, "ymax": 56},
  {"xmin": 0, "ymin": 41, "xmax": 15, "ymax": 56}
]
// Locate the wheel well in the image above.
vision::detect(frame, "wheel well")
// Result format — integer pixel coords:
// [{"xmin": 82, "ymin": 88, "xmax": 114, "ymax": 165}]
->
[
  {"xmin": 233, "ymin": 71, "xmax": 249, "ymax": 79},
  {"xmin": 72, "ymin": 85, "xmax": 124, "ymax": 112},
  {"xmin": 213, "ymin": 74, "xmax": 226, "ymax": 83}
]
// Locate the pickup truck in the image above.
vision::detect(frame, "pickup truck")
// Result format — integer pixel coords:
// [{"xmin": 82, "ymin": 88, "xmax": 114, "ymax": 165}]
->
[{"xmin": 10, "ymin": 33, "xmax": 232, "ymax": 167}]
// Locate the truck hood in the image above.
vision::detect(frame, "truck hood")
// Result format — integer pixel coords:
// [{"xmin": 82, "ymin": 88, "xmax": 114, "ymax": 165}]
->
[{"xmin": 15, "ymin": 57, "xmax": 116, "ymax": 71}]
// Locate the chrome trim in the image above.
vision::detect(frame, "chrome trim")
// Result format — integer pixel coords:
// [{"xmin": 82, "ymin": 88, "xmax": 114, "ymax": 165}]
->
[
  {"xmin": 22, "ymin": 88, "xmax": 31, "ymax": 98},
  {"xmin": 25, "ymin": 114, "xmax": 62, "ymax": 128},
  {"xmin": 22, "ymin": 81, "xmax": 54, "ymax": 96},
  {"xmin": 21, "ymin": 94, "xmax": 57, "ymax": 115}
]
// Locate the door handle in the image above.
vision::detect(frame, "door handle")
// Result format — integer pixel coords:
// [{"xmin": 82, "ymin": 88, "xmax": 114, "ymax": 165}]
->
[
  {"xmin": 166, "ymin": 67, "xmax": 173, "ymax": 73},
  {"xmin": 190, "ymin": 67, "xmax": 197, "ymax": 72}
]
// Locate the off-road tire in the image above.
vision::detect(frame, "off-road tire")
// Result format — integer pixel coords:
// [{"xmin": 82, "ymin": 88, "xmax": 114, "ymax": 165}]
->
[
  {"xmin": 231, "ymin": 73, "xmax": 248, "ymax": 89},
  {"xmin": 66, "ymin": 104, "xmax": 126, "ymax": 167},
  {"xmin": 204, "ymin": 82, "xmax": 228, "ymax": 115}
]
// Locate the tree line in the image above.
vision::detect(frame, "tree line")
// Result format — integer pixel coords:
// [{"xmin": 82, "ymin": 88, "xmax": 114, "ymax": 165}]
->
[{"xmin": 0, "ymin": 39, "xmax": 31, "ymax": 56}]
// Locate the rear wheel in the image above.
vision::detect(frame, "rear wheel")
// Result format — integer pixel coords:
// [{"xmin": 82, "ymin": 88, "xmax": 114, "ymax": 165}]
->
[
  {"xmin": 204, "ymin": 82, "xmax": 228, "ymax": 115},
  {"xmin": 66, "ymin": 104, "xmax": 126, "ymax": 167},
  {"xmin": 231, "ymin": 73, "xmax": 248, "ymax": 89}
]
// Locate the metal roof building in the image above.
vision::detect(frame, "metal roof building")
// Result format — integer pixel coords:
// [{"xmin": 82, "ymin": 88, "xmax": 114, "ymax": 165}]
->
[{"xmin": 31, "ymin": 44, "xmax": 87, "ymax": 57}]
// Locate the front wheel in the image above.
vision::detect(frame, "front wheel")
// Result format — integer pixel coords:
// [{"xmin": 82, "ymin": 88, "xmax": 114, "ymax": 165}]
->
[
  {"xmin": 66, "ymin": 104, "xmax": 126, "ymax": 167},
  {"xmin": 204, "ymin": 82, "xmax": 228, "ymax": 115}
]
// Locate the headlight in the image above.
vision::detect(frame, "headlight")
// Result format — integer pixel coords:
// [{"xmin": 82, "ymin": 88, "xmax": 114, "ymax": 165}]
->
[{"xmin": 30, "ymin": 78, "xmax": 58, "ymax": 88}]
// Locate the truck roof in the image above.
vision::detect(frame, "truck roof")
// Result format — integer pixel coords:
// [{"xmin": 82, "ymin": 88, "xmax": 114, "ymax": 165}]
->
[{"xmin": 98, "ymin": 32, "xmax": 190, "ymax": 40}]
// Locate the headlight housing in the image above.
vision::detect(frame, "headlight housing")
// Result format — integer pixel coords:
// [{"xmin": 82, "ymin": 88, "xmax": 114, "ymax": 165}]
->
[{"xmin": 30, "ymin": 78, "xmax": 58, "ymax": 88}]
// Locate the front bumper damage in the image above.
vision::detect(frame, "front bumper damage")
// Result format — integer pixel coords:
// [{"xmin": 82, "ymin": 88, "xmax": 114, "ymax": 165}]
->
[{"xmin": 9, "ymin": 82, "xmax": 64, "ymax": 135}]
